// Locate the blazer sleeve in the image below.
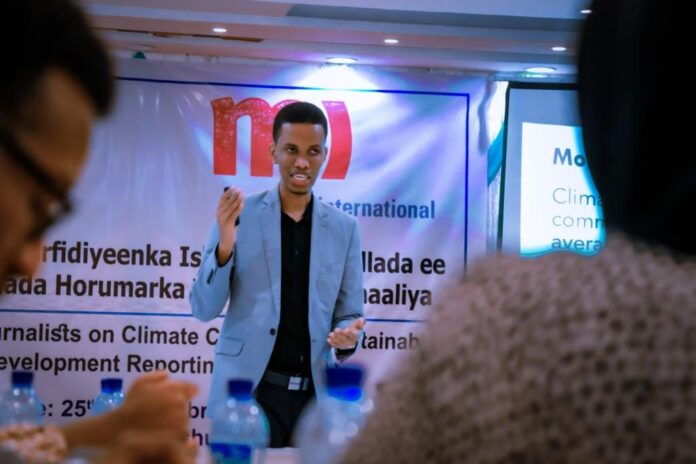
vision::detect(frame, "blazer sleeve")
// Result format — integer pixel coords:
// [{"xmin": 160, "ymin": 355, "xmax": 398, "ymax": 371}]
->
[
  {"xmin": 189, "ymin": 222, "xmax": 235, "ymax": 322},
  {"xmin": 332, "ymin": 218, "xmax": 365, "ymax": 360}
]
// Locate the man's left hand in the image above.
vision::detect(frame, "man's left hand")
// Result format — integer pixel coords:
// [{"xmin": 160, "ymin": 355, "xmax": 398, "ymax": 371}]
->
[{"xmin": 327, "ymin": 318, "xmax": 365, "ymax": 350}]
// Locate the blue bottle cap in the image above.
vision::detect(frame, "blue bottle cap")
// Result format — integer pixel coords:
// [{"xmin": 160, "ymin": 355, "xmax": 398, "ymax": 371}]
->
[
  {"xmin": 326, "ymin": 365, "xmax": 364, "ymax": 389},
  {"xmin": 227, "ymin": 379, "xmax": 254, "ymax": 400},
  {"xmin": 326, "ymin": 365, "xmax": 364, "ymax": 401},
  {"xmin": 11, "ymin": 371, "xmax": 33, "ymax": 388},
  {"xmin": 101, "ymin": 378, "xmax": 123, "ymax": 394}
]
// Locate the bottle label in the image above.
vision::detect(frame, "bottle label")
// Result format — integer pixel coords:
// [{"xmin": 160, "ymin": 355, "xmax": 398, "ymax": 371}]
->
[{"xmin": 209, "ymin": 442, "xmax": 252, "ymax": 464}]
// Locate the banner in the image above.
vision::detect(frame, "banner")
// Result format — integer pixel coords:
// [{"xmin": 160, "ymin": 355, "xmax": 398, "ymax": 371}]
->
[{"xmin": 0, "ymin": 58, "xmax": 490, "ymax": 441}]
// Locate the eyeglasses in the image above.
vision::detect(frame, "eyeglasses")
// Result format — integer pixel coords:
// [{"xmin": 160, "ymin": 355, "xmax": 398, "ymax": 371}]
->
[{"xmin": 0, "ymin": 120, "xmax": 74, "ymax": 240}]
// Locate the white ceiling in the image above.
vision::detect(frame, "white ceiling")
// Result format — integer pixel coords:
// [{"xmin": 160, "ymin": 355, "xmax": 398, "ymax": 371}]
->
[{"xmin": 82, "ymin": 0, "xmax": 592, "ymax": 78}]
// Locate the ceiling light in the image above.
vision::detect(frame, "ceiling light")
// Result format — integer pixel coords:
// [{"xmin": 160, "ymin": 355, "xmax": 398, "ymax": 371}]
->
[
  {"xmin": 581, "ymin": 9, "xmax": 592, "ymax": 14},
  {"xmin": 212, "ymin": 27, "xmax": 227, "ymax": 33},
  {"xmin": 525, "ymin": 67, "xmax": 556, "ymax": 73},
  {"xmin": 552, "ymin": 46, "xmax": 567, "ymax": 52},
  {"xmin": 384, "ymin": 38, "xmax": 399, "ymax": 45},
  {"xmin": 325, "ymin": 57, "xmax": 357, "ymax": 65}
]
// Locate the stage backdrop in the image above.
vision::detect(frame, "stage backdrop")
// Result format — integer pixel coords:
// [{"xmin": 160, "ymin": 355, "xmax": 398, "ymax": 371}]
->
[{"xmin": 0, "ymin": 58, "xmax": 490, "ymax": 441}]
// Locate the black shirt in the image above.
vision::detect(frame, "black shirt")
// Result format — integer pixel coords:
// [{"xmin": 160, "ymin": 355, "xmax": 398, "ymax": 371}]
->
[{"xmin": 267, "ymin": 198, "xmax": 313, "ymax": 376}]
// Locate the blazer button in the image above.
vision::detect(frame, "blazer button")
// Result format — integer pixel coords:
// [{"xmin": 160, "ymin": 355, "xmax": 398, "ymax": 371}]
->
[{"xmin": 270, "ymin": 328, "xmax": 277, "ymax": 335}]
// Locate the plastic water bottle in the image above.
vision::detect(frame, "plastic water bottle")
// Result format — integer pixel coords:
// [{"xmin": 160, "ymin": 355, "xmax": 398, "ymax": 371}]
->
[
  {"xmin": 91, "ymin": 378, "xmax": 124, "ymax": 415},
  {"xmin": 0, "ymin": 371, "xmax": 44, "ymax": 426},
  {"xmin": 295, "ymin": 365, "xmax": 370, "ymax": 464},
  {"xmin": 209, "ymin": 379, "xmax": 270, "ymax": 464}
]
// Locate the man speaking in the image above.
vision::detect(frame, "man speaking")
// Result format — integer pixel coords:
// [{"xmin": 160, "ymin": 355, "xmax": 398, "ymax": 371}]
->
[{"xmin": 190, "ymin": 101, "xmax": 365, "ymax": 447}]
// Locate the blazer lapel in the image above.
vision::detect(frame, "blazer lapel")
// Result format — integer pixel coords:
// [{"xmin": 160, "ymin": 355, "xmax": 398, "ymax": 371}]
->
[
  {"xmin": 309, "ymin": 197, "xmax": 329, "ymax": 313},
  {"xmin": 259, "ymin": 188, "xmax": 282, "ymax": 318}
]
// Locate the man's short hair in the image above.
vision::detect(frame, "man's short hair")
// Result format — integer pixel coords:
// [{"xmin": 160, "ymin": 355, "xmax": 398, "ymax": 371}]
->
[
  {"xmin": 0, "ymin": 0, "xmax": 114, "ymax": 124},
  {"xmin": 272, "ymin": 102, "xmax": 328, "ymax": 143}
]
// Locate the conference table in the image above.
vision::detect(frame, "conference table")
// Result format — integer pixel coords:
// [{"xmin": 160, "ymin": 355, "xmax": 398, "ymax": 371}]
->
[
  {"xmin": 266, "ymin": 448, "xmax": 299, "ymax": 463},
  {"xmin": 195, "ymin": 447, "xmax": 299, "ymax": 463}
]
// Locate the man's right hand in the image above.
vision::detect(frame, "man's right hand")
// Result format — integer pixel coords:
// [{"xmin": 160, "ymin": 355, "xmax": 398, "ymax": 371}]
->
[{"xmin": 216, "ymin": 187, "xmax": 244, "ymax": 265}]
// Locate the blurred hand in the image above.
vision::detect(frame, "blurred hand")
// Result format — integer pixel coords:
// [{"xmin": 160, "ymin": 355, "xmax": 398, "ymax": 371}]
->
[
  {"xmin": 216, "ymin": 187, "xmax": 244, "ymax": 265},
  {"xmin": 112, "ymin": 371, "xmax": 198, "ymax": 441},
  {"xmin": 328, "ymin": 318, "xmax": 365, "ymax": 350},
  {"xmin": 58, "ymin": 372, "xmax": 197, "ymax": 453}
]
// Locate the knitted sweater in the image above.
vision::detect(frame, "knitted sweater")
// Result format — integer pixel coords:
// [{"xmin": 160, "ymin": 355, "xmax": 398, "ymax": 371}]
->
[{"xmin": 340, "ymin": 234, "xmax": 696, "ymax": 463}]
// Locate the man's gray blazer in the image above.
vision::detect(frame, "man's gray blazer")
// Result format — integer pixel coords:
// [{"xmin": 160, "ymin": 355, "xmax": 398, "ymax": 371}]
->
[{"xmin": 189, "ymin": 186, "xmax": 364, "ymax": 413}]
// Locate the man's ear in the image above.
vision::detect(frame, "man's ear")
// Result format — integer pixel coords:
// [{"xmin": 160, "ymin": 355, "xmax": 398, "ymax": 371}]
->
[{"xmin": 269, "ymin": 144, "xmax": 277, "ymax": 164}]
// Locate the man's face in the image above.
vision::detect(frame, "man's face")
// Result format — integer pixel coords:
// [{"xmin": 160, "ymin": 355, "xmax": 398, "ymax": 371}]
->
[
  {"xmin": 270, "ymin": 122, "xmax": 327, "ymax": 198},
  {"xmin": 0, "ymin": 69, "xmax": 96, "ymax": 285}
]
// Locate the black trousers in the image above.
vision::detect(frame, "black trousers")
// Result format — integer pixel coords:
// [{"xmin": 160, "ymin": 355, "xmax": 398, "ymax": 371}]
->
[{"xmin": 254, "ymin": 379, "xmax": 315, "ymax": 448}]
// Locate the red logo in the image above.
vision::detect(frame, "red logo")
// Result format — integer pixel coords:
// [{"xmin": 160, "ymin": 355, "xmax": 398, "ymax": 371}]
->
[{"xmin": 211, "ymin": 98, "xmax": 352, "ymax": 179}]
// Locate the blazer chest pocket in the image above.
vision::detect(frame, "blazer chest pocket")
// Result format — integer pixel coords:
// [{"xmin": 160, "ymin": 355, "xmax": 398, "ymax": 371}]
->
[{"xmin": 216, "ymin": 336, "xmax": 244, "ymax": 357}]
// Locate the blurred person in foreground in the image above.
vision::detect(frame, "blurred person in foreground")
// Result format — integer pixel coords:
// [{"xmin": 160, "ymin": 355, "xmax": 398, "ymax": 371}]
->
[
  {"xmin": 0, "ymin": 1, "xmax": 196, "ymax": 463},
  {"xmin": 340, "ymin": 0, "xmax": 695, "ymax": 462}
]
